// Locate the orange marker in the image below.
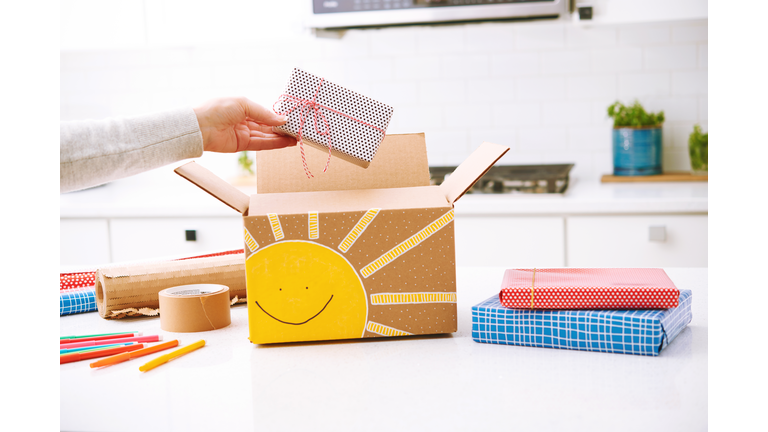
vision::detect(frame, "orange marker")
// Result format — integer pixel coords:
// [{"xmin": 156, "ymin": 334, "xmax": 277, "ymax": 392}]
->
[
  {"xmin": 89, "ymin": 340, "xmax": 179, "ymax": 368},
  {"xmin": 60, "ymin": 343, "xmax": 144, "ymax": 364}
]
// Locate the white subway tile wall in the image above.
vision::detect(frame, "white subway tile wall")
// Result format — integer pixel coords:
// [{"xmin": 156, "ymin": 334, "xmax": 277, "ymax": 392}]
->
[{"xmin": 60, "ymin": 0, "xmax": 707, "ymax": 180}]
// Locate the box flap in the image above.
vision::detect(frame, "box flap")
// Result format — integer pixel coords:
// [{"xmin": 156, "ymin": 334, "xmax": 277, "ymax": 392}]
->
[
  {"xmin": 248, "ymin": 185, "xmax": 449, "ymax": 216},
  {"xmin": 256, "ymin": 133, "xmax": 430, "ymax": 194},
  {"xmin": 174, "ymin": 162, "xmax": 250, "ymax": 214},
  {"xmin": 440, "ymin": 142, "xmax": 510, "ymax": 204}
]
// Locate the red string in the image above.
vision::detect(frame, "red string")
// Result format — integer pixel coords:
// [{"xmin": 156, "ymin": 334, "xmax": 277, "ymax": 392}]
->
[{"xmin": 274, "ymin": 78, "xmax": 386, "ymax": 178}]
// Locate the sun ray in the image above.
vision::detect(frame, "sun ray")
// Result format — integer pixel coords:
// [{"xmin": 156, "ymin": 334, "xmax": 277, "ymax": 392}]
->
[
  {"xmin": 308, "ymin": 212, "xmax": 319, "ymax": 239},
  {"xmin": 370, "ymin": 292, "xmax": 457, "ymax": 305},
  {"xmin": 366, "ymin": 321, "xmax": 412, "ymax": 337},
  {"xmin": 268, "ymin": 213, "xmax": 284, "ymax": 241},
  {"xmin": 339, "ymin": 208, "xmax": 380, "ymax": 253},
  {"xmin": 244, "ymin": 227, "xmax": 259, "ymax": 252},
  {"xmin": 360, "ymin": 210, "xmax": 454, "ymax": 278}
]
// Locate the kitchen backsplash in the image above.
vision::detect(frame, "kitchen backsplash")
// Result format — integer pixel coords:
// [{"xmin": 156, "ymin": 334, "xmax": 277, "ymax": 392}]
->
[{"xmin": 60, "ymin": 2, "xmax": 707, "ymax": 182}]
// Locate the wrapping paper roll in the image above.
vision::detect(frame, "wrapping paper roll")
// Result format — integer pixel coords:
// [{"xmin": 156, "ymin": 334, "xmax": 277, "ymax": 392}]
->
[
  {"xmin": 159, "ymin": 285, "xmax": 231, "ymax": 332},
  {"xmin": 95, "ymin": 254, "xmax": 246, "ymax": 319}
]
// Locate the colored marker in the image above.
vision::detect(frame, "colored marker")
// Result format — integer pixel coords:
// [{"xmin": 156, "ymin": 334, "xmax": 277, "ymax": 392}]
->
[
  {"xmin": 90, "ymin": 340, "xmax": 179, "ymax": 368},
  {"xmin": 60, "ymin": 331, "xmax": 139, "ymax": 340},
  {"xmin": 60, "ymin": 343, "xmax": 144, "ymax": 364},
  {"xmin": 60, "ymin": 335, "xmax": 162, "ymax": 350},
  {"xmin": 60, "ymin": 332, "xmax": 140, "ymax": 344},
  {"xmin": 139, "ymin": 340, "xmax": 205, "ymax": 372},
  {"xmin": 60, "ymin": 342, "xmax": 135, "ymax": 354}
]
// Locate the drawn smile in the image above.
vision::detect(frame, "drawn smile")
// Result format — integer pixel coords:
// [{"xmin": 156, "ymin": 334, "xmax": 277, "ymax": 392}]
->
[{"xmin": 255, "ymin": 295, "xmax": 334, "ymax": 325}]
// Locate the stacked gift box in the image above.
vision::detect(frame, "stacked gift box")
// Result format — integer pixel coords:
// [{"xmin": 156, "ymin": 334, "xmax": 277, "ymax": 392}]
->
[{"xmin": 471, "ymin": 268, "xmax": 692, "ymax": 356}]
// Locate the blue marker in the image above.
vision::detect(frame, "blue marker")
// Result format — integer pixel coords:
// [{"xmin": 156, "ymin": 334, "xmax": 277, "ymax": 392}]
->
[{"xmin": 60, "ymin": 342, "xmax": 135, "ymax": 354}]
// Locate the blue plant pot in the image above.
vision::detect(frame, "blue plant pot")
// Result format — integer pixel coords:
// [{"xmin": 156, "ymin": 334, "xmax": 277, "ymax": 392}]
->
[{"xmin": 612, "ymin": 127, "xmax": 662, "ymax": 176}]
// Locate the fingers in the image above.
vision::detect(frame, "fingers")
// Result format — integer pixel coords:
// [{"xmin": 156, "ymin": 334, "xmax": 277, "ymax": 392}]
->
[
  {"xmin": 246, "ymin": 121, "xmax": 280, "ymax": 134},
  {"xmin": 245, "ymin": 135, "xmax": 297, "ymax": 151},
  {"xmin": 240, "ymin": 97, "xmax": 288, "ymax": 127}
]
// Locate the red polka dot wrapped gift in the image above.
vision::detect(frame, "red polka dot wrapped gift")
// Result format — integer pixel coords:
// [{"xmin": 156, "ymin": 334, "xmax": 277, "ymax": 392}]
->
[{"xmin": 499, "ymin": 268, "xmax": 679, "ymax": 310}]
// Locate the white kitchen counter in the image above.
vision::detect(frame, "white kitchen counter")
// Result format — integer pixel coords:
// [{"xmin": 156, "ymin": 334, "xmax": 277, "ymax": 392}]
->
[
  {"xmin": 60, "ymin": 164, "xmax": 708, "ymax": 218},
  {"xmin": 60, "ymin": 267, "xmax": 707, "ymax": 432}
]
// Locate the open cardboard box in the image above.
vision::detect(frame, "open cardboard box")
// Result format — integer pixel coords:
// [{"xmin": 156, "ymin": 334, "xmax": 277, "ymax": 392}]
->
[{"xmin": 175, "ymin": 133, "xmax": 508, "ymax": 344}]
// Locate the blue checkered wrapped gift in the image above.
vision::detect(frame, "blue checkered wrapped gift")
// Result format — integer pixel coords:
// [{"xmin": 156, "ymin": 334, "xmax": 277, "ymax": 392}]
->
[
  {"xmin": 471, "ymin": 289, "xmax": 692, "ymax": 356},
  {"xmin": 60, "ymin": 287, "xmax": 97, "ymax": 316}
]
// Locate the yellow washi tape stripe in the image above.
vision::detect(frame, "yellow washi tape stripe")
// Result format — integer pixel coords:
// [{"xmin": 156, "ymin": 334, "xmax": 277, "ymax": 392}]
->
[
  {"xmin": 244, "ymin": 228, "xmax": 259, "ymax": 252},
  {"xmin": 308, "ymin": 212, "xmax": 319, "ymax": 239},
  {"xmin": 339, "ymin": 208, "xmax": 380, "ymax": 253},
  {"xmin": 268, "ymin": 213, "xmax": 284, "ymax": 241},
  {"xmin": 360, "ymin": 210, "xmax": 454, "ymax": 278},
  {"xmin": 366, "ymin": 321, "xmax": 412, "ymax": 337},
  {"xmin": 370, "ymin": 292, "xmax": 457, "ymax": 305}
]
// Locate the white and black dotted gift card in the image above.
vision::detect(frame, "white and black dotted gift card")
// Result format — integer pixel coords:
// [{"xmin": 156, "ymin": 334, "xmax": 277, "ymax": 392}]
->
[{"xmin": 273, "ymin": 68, "xmax": 393, "ymax": 169}]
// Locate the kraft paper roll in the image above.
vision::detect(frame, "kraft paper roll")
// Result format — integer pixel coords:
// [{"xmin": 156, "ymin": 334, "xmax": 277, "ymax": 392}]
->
[
  {"xmin": 95, "ymin": 254, "xmax": 246, "ymax": 319},
  {"xmin": 158, "ymin": 285, "xmax": 231, "ymax": 332}
]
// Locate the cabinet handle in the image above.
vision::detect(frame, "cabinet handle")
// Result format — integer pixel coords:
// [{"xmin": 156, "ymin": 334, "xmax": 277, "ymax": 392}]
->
[
  {"xmin": 185, "ymin": 230, "xmax": 197, "ymax": 242},
  {"xmin": 648, "ymin": 225, "xmax": 666, "ymax": 242}
]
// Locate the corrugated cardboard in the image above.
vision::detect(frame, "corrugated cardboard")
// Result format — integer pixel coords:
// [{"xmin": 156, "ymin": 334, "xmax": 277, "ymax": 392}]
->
[
  {"xmin": 95, "ymin": 254, "xmax": 247, "ymax": 319},
  {"xmin": 256, "ymin": 133, "xmax": 431, "ymax": 193},
  {"xmin": 175, "ymin": 133, "xmax": 508, "ymax": 344}
]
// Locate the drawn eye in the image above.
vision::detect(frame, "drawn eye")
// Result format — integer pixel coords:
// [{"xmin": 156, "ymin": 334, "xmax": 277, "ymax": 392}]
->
[{"xmin": 306, "ymin": 286, "xmax": 309, "ymax": 289}]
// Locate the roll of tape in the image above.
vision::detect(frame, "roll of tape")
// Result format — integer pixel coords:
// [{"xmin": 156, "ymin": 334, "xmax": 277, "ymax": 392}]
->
[{"xmin": 158, "ymin": 284, "xmax": 231, "ymax": 332}]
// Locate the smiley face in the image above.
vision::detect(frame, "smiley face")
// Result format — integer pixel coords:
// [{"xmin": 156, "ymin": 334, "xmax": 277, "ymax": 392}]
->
[{"xmin": 246, "ymin": 241, "xmax": 367, "ymax": 344}]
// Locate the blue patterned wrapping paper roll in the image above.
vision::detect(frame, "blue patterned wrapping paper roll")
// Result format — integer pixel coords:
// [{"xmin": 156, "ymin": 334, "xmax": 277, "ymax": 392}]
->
[
  {"xmin": 60, "ymin": 287, "xmax": 97, "ymax": 316},
  {"xmin": 471, "ymin": 289, "xmax": 692, "ymax": 356}
]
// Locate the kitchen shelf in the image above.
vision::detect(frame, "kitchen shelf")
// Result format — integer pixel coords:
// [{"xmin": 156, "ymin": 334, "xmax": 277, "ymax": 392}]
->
[{"xmin": 601, "ymin": 172, "xmax": 708, "ymax": 183}]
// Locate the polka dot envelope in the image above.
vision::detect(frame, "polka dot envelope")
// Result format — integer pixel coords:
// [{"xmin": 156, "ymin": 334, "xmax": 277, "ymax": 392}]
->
[
  {"xmin": 176, "ymin": 137, "xmax": 509, "ymax": 344},
  {"xmin": 500, "ymin": 268, "xmax": 680, "ymax": 310}
]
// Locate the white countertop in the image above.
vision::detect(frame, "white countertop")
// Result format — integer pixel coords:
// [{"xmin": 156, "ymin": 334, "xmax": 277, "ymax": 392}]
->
[
  {"xmin": 60, "ymin": 165, "xmax": 708, "ymax": 218},
  {"xmin": 60, "ymin": 267, "xmax": 707, "ymax": 432}
]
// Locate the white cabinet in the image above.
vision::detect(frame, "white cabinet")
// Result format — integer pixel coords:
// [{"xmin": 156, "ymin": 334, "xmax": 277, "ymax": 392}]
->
[
  {"xmin": 60, "ymin": 219, "xmax": 111, "ymax": 267},
  {"xmin": 566, "ymin": 215, "xmax": 708, "ymax": 267},
  {"xmin": 109, "ymin": 217, "xmax": 243, "ymax": 263},
  {"xmin": 454, "ymin": 216, "xmax": 565, "ymax": 267}
]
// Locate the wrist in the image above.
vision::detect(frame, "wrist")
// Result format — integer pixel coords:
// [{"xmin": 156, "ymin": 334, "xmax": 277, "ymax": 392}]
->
[{"xmin": 193, "ymin": 106, "xmax": 211, "ymax": 151}]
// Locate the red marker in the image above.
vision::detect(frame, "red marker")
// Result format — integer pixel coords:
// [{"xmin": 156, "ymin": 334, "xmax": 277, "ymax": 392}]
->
[
  {"xmin": 60, "ymin": 343, "xmax": 144, "ymax": 364},
  {"xmin": 60, "ymin": 335, "xmax": 162, "ymax": 350}
]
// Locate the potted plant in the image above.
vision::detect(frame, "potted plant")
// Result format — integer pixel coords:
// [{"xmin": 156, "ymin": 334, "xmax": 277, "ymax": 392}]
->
[
  {"xmin": 607, "ymin": 101, "xmax": 665, "ymax": 176},
  {"xmin": 688, "ymin": 124, "xmax": 707, "ymax": 174}
]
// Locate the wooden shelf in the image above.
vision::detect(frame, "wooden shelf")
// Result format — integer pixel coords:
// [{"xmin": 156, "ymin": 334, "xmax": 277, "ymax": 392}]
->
[{"xmin": 601, "ymin": 172, "xmax": 708, "ymax": 183}]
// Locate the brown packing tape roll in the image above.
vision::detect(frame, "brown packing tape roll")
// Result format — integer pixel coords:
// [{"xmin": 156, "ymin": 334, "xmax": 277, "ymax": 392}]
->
[
  {"xmin": 159, "ymin": 285, "xmax": 232, "ymax": 332},
  {"xmin": 95, "ymin": 254, "xmax": 246, "ymax": 319}
]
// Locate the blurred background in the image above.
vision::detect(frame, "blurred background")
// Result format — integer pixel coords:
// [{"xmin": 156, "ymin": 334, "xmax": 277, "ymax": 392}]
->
[{"xmin": 60, "ymin": 0, "xmax": 707, "ymax": 182}]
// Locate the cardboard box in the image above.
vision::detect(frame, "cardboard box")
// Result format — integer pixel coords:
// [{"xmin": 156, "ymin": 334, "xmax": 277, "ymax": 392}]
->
[{"xmin": 175, "ymin": 133, "xmax": 508, "ymax": 344}]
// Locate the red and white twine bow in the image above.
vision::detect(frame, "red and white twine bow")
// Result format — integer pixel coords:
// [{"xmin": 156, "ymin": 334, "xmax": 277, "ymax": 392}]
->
[{"xmin": 273, "ymin": 77, "xmax": 385, "ymax": 178}]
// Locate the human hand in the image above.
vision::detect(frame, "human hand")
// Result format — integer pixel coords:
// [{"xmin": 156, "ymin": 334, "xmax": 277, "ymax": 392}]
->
[{"xmin": 193, "ymin": 97, "xmax": 297, "ymax": 153}]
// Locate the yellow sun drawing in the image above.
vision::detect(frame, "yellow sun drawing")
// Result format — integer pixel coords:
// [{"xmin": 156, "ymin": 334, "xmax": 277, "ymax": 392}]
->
[
  {"xmin": 245, "ymin": 208, "xmax": 456, "ymax": 344},
  {"xmin": 247, "ymin": 241, "xmax": 367, "ymax": 344}
]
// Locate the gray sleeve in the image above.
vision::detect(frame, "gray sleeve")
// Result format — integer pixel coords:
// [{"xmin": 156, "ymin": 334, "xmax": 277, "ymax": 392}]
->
[{"xmin": 60, "ymin": 107, "xmax": 204, "ymax": 193}]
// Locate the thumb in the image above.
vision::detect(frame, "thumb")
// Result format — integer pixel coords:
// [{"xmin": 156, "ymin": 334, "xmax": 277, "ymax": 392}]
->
[{"xmin": 240, "ymin": 97, "xmax": 287, "ymax": 126}]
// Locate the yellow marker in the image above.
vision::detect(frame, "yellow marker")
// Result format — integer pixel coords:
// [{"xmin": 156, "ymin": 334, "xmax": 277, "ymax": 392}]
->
[{"xmin": 139, "ymin": 340, "xmax": 205, "ymax": 372}]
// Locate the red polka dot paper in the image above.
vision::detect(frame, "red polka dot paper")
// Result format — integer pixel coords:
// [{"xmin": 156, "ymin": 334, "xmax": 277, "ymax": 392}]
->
[{"xmin": 499, "ymin": 268, "xmax": 679, "ymax": 310}]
